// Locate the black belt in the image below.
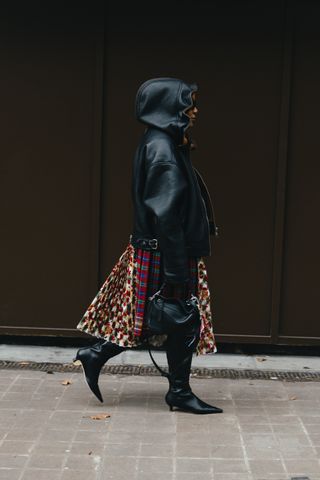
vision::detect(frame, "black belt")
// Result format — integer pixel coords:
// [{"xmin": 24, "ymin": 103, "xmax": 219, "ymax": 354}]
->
[{"xmin": 129, "ymin": 234, "xmax": 158, "ymax": 250}]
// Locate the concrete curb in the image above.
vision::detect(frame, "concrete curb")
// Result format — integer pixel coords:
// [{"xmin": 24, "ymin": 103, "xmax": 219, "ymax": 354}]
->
[{"xmin": 1, "ymin": 345, "xmax": 320, "ymax": 378}]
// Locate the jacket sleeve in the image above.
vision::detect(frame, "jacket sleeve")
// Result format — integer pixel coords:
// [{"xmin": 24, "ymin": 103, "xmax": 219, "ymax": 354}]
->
[{"xmin": 143, "ymin": 160, "xmax": 189, "ymax": 284}]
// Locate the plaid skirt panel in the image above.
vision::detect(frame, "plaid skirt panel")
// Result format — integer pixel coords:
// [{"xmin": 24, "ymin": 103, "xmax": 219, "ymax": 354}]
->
[
  {"xmin": 134, "ymin": 247, "xmax": 199, "ymax": 337},
  {"xmin": 76, "ymin": 242, "xmax": 217, "ymax": 355}
]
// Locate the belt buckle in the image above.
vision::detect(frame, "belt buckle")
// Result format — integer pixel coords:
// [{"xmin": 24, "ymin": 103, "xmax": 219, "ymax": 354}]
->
[{"xmin": 150, "ymin": 238, "xmax": 158, "ymax": 250}]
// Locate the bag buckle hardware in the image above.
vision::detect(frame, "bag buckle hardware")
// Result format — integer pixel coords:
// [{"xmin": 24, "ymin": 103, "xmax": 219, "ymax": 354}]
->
[
  {"xmin": 189, "ymin": 293, "xmax": 200, "ymax": 306},
  {"xmin": 148, "ymin": 288, "xmax": 163, "ymax": 301}
]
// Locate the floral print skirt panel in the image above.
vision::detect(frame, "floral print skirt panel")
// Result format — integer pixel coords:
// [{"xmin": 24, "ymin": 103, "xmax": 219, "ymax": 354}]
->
[{"xmin": 76, "ymin": 242, "xmax": 217, "ymax": 355}]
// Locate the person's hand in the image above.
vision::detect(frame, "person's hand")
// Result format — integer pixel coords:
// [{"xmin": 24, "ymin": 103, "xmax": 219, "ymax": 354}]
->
[{"xmin": 161, "ymin": 281, "xmax": 190, "ymax": 300}]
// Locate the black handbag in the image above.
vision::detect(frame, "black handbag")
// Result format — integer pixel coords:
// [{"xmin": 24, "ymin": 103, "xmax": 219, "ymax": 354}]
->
[
  {"xmin": 145, "ymin": 285, "xmax": 201, "ymax": 379},
  {"xmin": 145, "ymin": 286, "xmax": 201, "ymax": 335}
]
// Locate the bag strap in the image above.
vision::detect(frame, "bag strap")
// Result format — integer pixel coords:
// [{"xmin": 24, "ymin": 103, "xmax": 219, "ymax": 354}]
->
[
  {"xmin": 147, "ymin": 340, "xmax": 170, "ymax": 379},
  {"xmin": 146, "ymin": 335, "xmax": 197, "ymax": 384}
]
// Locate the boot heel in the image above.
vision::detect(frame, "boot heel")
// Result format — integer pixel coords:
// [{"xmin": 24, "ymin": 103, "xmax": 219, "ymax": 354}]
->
[{"xmin": 165, "ymin": 396, "xmax": 174, "ymax": 411}]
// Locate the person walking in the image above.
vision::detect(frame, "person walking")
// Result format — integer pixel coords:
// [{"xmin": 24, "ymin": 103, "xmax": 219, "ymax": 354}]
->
[{"xmin": 74, "ymin": 77, "xmax": 223, "ymax": 414}]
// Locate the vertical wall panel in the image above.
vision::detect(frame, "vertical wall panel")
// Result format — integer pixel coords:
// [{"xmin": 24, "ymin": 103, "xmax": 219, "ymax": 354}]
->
[
  {"xmin": 0, "ymin": 5, "xmax": 103, "ymax": 335},
  {"xmin": 279, "ymin": 0, "xmax": 320, "ymax": 341}
]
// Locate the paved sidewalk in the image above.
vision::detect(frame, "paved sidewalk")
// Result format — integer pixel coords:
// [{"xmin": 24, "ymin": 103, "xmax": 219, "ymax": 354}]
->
[{"xmin": 1, "ymin": 368, "xmax": 320, "ymax": 480}]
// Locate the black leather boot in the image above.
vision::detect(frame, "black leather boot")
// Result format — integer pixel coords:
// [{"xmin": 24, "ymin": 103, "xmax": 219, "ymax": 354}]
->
[
  {"xmin": 73, "ymin": 340, "xmax": 125, "ymax": 403},
  {"xmin": 165, "ymin": 332, "xmax": 223, "ymax": 414}
]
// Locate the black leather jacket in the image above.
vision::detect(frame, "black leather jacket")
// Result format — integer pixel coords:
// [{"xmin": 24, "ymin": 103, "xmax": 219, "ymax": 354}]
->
[{"xmin": 130, "ymin": 77, "xmax": 218, "ymax": 284}]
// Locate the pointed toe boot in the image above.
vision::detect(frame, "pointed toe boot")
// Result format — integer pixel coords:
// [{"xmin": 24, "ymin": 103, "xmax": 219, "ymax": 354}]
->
[
  {"xmin": 165, "ymin": 333, "xmax": 223, "ymax": 415},
  {"xmin": 165, "ymin": 381, "xmax": 223, "ymax": 414},
  {"xmin": 73, "ymin": 340, "xmax": 125, "ymax": 403}
]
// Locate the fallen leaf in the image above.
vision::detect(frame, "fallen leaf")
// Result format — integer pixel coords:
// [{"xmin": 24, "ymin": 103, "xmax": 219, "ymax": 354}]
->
[
  {"xmin": 19, "ymin": 361, "xmax": 30, "ymax": 365},
  {"xmin": 88, "ymin": 451, "xmax": 92, "ymax": 455},
  {"xmin": 61, "ymin": 379, "xmax": 72, "ymax": 385},
  {"xmin": 289, "ymin": 396, "xmax": 297, "ymax": 400},
  {"xmin": 82, "ymin": 413, "xmax": 111, "ymax": 420},
  {"xmin": 256, "ymin": 357, "xmax": 267, "ymax": 362}
]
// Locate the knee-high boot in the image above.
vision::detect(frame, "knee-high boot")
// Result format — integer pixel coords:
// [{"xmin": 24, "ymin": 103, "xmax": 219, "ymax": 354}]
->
[
  {"xmin": 165, "ymin": 332, "xmax": 223, "ymax": 414},
  {"xmin": 73, "ymin": 340, "xmax": 125, "ymax": 403}
]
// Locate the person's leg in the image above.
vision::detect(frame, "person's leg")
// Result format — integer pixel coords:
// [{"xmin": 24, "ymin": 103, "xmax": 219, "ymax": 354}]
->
[
  {"xmin": 73, "ymin": 340, "xmax": 125, "ymax": 402},
  {"xmin": 165, "ymin": 329, "xmax": 223, "ymax": 414}
]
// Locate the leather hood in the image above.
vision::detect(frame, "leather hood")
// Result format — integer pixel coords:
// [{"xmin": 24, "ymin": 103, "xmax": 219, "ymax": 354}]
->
[{"xmin": 135, "ymin": 77, "xmax": 198, "ymax": 145}]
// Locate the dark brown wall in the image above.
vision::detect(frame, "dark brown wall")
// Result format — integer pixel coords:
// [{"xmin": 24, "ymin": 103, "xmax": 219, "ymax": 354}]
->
[
  {"xmin": 279, "ymin": 1, "xmax": 320, "ymax": 342},
  {"xmin": 0, "ymin": 4, "xmax": 104, "ymax": 335},
  {"xmin": 1, "ymin": 1, "xmax": 319, "ymax": 346}
]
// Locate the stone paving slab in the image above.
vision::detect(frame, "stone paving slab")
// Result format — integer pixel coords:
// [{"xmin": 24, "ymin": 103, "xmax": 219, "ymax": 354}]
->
[{"xmin": 0, "ymin": 369, "xmax": 320, "ymax": 480}]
